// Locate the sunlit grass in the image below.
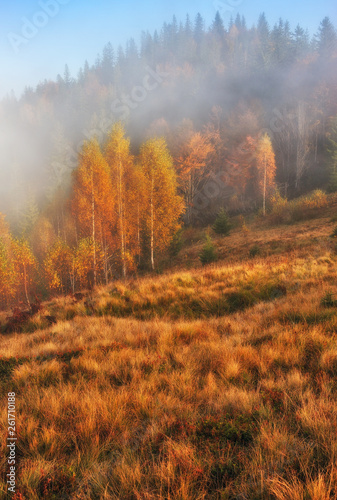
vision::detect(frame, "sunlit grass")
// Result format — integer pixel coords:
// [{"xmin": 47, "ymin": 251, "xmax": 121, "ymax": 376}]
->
[{"xmin": 1, "ymin": 211, "xmax": 337, "ymax": 498}]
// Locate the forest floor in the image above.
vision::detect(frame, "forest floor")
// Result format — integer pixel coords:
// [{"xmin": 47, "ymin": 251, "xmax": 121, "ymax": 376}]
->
[{"xmin": 1, "ymin": 197, "xmax": 337, "ymax": 499}]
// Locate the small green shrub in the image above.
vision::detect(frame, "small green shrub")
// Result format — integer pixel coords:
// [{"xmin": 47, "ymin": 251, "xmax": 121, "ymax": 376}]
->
[
  {"xmin": 65, "ymin": 308, "xmax": 76, "ymax": 320},
  {"xmin": 196, "ymin": 414, "xmax": 256, "ymax": 446},
  {"xmin": 328, "ymin": 165, "xmax": 337, "ymax": 193},
  {"xmin": 261, "ymin": 387, "xmax": 285, "ymax": 412},
  {"xmin": 226, "ymin": 290, "xmax": 256, "ymax": 313},
  {"xmin": 260, "ymin": 283, "xmax": 287, "ymax": 301},
  {"xmin": 169, "ymin": 229, "xmax": 183, "ymax": 257},
  {"xmin": 208, "ymin": 461, "xmax": 241, "ymax": 490},
  {"xmin": 199, "ymin": 236, "xmax": 218, "ymax": 265},
  {"xmin": 302, "ymin": 338, "xmax": 323, "ymax": 371},
  {"xmin": 0, "ymin": 356, "xmax": 30, "ymax": 380},
  {"xmin": 321, "ymin": 291, "xmax": 337, "ymax": 307},
  {"xmin": 249, "ymin": 245, "xmax": 261, "ymax": 258},
  {"xmin": 212, "ymin": 209, "xmax": 231, "ymax": 235},
  {"xmin": 330, "ymin": 227, "xmax": 337, "ymax": 239}
]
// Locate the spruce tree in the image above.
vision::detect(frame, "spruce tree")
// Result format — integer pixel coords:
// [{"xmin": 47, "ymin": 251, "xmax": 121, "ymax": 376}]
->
[
  {"xmin": 194, "ymin": 13, "xmax": 204, "ymax": 45},
  {"xmin": 212, "ymin": 11, "xmax": 225, "ymax": 38},
  {"xmin": 213, "ymin": 209, "xmax": 231, "ymax": 235},
  {"xmin": 199, "ymin": 235, "xmax": 217, "ymax": 265},
  {"xmin": 316, "ymin": 17, "xmax": 337, "ymax": 57}
]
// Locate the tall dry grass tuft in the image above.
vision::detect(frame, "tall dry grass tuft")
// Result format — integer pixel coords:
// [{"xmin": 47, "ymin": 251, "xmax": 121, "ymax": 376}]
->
[{"xmin": 1, "ymin": 209, "xmax": 337, "ymax": 498}]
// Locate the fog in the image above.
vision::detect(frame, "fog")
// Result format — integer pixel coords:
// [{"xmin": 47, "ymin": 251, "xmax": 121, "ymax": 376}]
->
[{"xmin": 0, "ymin": 11, "xmax": 336, "ymax": 230}]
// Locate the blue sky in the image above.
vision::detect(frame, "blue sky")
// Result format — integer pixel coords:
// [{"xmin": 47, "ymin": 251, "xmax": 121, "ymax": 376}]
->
[{"xmin": 1, "ymin": 0, "xmax": 336, "ymax": 98}]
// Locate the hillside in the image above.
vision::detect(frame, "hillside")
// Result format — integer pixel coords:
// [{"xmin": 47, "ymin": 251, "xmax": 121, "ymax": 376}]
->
[{"xmin": 1, "ymin": 203, "xmax": 337, "ymax": 499}]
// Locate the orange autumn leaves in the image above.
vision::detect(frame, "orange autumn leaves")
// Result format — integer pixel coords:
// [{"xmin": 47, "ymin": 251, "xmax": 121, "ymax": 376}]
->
[
  {"xmin": 0, "ymin": 125, "xmax": 185, "ymax": 303},
  {"xmin": 0, "ymin": 215, "xmax": 17, "ymax": 304},
  {"xmin": 68, "ymin": 124, "xmax": 185, "ymax": 286},
  {"xmin": 0, "ymin": 215, "xmax": 36, "ymax": 307},
  {"xmin": 0, "ymin": 123, "xmax": 277, "ymax": 305},
  {"xmin": 227, "ymin": 133, "xmax": 277, "ymax": 210}
]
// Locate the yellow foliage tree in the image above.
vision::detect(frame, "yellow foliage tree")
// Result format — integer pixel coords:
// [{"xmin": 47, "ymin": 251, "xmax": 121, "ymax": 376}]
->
[
  {"xmin": 72, "ymin": 138, "xmax": 114, "ymax": 286},
  {"xmin": 12, "ymin": 238, "xmax": 36, "ymax": 306},
  {"xmin": 30, "ymin": 216, "xmax": 57, "ymax": 262},
  {"xmin": 139, "ymin": 138, "xmax": 185, "ymax": 270},
  {"xmin": 74, "ymin": 238, "xmax": 104, "ymax": 290},
  {"xmin": 128, "ymin": 165, "xmax": 146, "ymax": 267},
  {"xmin": 0, "ymin": 213, "xmax": 17, "ymax": 307},
  {"xmin": 44, "ymin": 239, "xmax": 74, "ymax": 294},
  {"xmin": 256, "ymin": 133, "xmax": 277, "ymax": 215},
  {"xmin": 105, "ymin": 123, "xmax": 138, "ymax": 277}
]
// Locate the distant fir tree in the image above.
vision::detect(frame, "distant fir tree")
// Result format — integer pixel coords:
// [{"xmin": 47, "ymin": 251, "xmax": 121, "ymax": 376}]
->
[
  {"xmin": 257, "ymin": 13, "xmax": 269, "ymax": 37},
  {"xmin": 126, "ymin": 38, "xmax": 138, "ymax": 60},
  {"xmin": 271, "ymin": 18, "xmax": 293, "ymax": 65},
  {"xmin": 140, "ymin": 30, "xmax": 153, "ymax": 61},
  {"xmin": 293, "ymin": 24, "xmax": 310, "ymax": 60},
  {"xmin": 100, "ymin": 42, "xmax": 115, "ymax": 85},
  {"xmin": 194, "ymin": 12, "xmax": 205, "ymax": 46},
  {"xmin": 63, "ymin": 64, "xmax": 72, "ymax": 87},
  {"xmin": 184, "ymin": 14, "xmax": 192, "ymax": 37},
  {"xmin": 235, "ymin": 14, "xmax": 243, "ymax": 31},
  {"xmin": 256, "ymin": 12, "xmax": 271, "ymax": 66},
  {"xmin": 212, "ymin": 11, "xmax": 225, "ymax": 39},
  {"xmin": 316, "ymin": 17, "xmax": 337, "ymax": 57}
]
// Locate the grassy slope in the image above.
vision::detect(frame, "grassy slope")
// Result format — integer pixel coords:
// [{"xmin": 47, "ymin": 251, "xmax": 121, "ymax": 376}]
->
[{"xmin": 1, "ymin": 204, "xmax": 337, "ymax": 499}]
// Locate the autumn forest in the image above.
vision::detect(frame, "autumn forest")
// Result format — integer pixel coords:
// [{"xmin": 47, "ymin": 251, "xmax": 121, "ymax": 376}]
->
[{"xmin": 0, "ymin": 11, "xmax": 336, "ymax": 307}]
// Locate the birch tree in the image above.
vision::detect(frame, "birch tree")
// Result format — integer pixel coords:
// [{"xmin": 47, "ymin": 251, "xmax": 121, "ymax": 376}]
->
[
  {"xmin": 72, "ymin": 138, "xmax": 114, "ymax": 286},
  {"xmin": 256, "ymin": 133, "xmax": 277, "ymax": 215},
  {"xmin": 139, "ymin": 138, "xmax": 185, "ymax": 270},
  {"xmin": 105, "ymin": 123, "xmax": 137, "ymax": 277},
  {"xmin": 12, "ymin": 238, "xmax": 36, "ymax": 307}
]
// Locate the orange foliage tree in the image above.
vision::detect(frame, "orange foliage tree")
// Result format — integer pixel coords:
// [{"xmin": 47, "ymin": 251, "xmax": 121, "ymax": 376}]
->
[
  {"xmin": 172, "ymin": 121, "xmax": 214, "ymax": 224},
  {"xmin": 44, "ymin": 239, "xmax": 74, "ymax": 294},
  {"xmin": 226, "ymin": 135, "xmax": 257, "ymax": 197},
  {"xmin": 72, "ymin": 138, "xmax": 114, "ymax": 286},
  {"xmin": 30, "ymin": 216, "xmax": 57, "ymax": 262},
  {"xmin": 0, "ymin": 213, "xmax": 17, "ymax": 307},
  {"xmin": 12, "ymin": 238, "xmax": 36, "ymax": 307},
  {"xmin": 74, "ymin": 238, "xmax": 104, "ymax": 290},
  {"xmin": 127, "ymin": 164, "xmax": 146, "ymax": 267},
  {"xmin": 205, "ymin": 106, "xmax": 228, "ymax": 175}
]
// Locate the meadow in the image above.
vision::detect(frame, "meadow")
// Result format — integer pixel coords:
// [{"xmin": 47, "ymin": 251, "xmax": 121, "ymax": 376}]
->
[{"xmin": 1, "ymin": 199, "xmax": 337, "ymax": 499}]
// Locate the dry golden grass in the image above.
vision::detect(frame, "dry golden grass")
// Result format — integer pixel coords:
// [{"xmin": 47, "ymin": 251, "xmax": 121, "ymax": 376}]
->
[{"xmin": 1, "ymin": 206, "xmax": 337, "ymax": 498}]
